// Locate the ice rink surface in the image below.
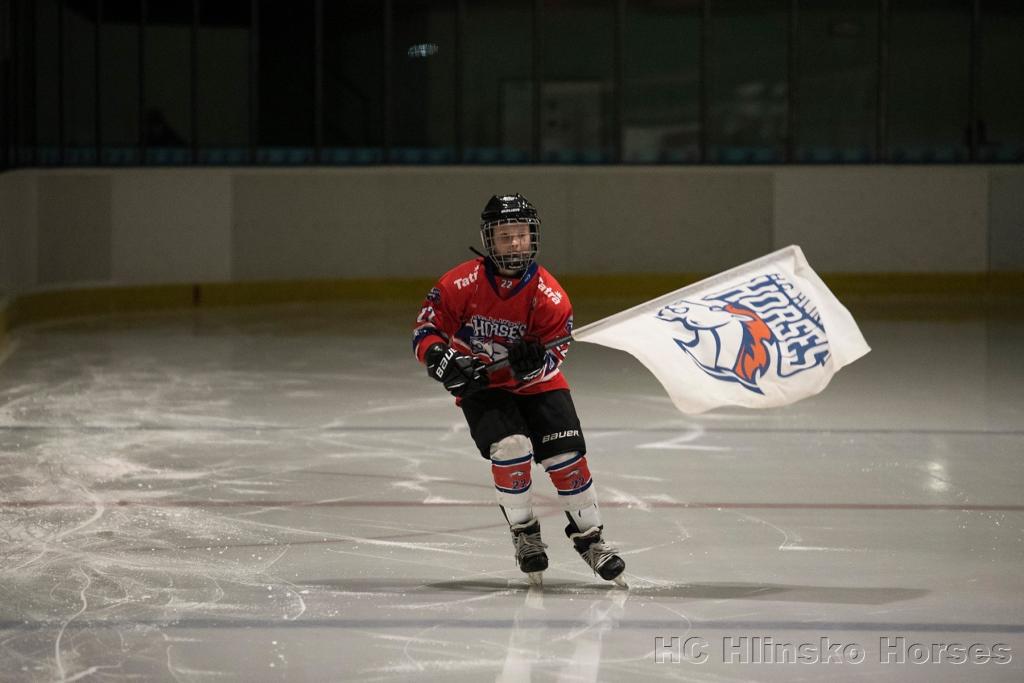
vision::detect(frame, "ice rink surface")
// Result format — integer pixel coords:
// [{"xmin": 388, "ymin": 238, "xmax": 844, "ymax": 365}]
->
[{"xmin": 1, "ymin": 298, "xmax": 1022, "ymax": 682}]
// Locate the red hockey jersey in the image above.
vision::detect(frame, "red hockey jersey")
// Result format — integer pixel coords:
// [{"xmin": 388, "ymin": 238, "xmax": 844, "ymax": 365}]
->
[{"xmin": 413, "ymin": 257, "xmax": 573, "ymax": 395}]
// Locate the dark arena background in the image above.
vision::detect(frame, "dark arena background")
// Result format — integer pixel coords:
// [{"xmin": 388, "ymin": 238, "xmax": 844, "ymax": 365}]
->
[{"xmin": 1, "ymin": 1, "xmax": 1022, "ymax": 681}]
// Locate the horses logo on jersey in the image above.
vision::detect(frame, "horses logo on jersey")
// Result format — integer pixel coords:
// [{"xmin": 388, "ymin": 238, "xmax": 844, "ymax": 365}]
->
[
  {"xmin": 655, "ymin": 273, "xmax": 830, "ymax": 394},
  {"xmin": 474, "ymin": 338, "xmax": 510, "ymax": 362},
  {"xmin": 457, "ymin": 315, "xmax": 527, "ymax": 362}
]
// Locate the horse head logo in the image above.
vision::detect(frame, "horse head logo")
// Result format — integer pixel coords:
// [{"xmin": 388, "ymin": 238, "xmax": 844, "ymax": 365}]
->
[
  {"xmin": 656, "ymin": 300, "xmax": 775, "ymax": 393},
  {"xmin": 472, "ymin": 337, "xmax": 509, "ymax": 362}
]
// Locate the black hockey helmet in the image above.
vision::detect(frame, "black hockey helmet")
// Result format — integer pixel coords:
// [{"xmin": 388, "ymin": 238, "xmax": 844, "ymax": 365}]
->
[{"xmin": 480, "ymin": 193, "xmax": 540, "ymax": 272}]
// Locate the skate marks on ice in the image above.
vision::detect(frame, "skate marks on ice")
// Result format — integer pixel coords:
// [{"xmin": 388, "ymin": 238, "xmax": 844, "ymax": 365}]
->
[
  {"xmin": 300, "ymin": 575, "xmax": 926, "ymax": 606},
  {"xmin": 0, "ymin": 416, "xmax": 498, "ymax": 681},
  {"xmin": 258, "ymin": 579, "xmax": 934, "ymax": 682},
  {"xmin": 2, "ymin": 312, "xmax": 1023, "ymax": 681},
  {"xmin": 0, "ymin": 373, "xmax": 655, "ymax": 681},
  {"xmin": 360, "ymin": 587, "xmax": 637, "ymax": 680},
  {"xmin": 0, "ymin": 420, "xmax": 929, "ymax": 683},
  {"xmin": 0, "ymin": 439, "xmax": 307, "ymax": 680}
]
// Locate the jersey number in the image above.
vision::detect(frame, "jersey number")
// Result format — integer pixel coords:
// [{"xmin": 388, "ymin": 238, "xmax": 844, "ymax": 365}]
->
[{"xmin": 417, "ymin": 306, "xmax": 436, "ymax": 324}]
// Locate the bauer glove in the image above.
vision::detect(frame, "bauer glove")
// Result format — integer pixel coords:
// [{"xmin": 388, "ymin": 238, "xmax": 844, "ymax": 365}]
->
[
  {"xmin": 508, "ymin": 338, "xmax": 547, "ymax": 382},
  {"xmin": 425, "ymin": 344, "xmax": 488, "ymax": 397}
]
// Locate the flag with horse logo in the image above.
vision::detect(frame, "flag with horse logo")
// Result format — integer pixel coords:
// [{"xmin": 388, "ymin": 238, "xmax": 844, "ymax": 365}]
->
[{"xmin": 572, "ymin": 246, "xmax": 870, "ymax": 414}]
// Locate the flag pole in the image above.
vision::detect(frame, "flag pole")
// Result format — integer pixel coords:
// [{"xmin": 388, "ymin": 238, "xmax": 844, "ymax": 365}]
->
[{"xmin": 482, "ymin": 334, "xmax": 574, "ymax": 375}]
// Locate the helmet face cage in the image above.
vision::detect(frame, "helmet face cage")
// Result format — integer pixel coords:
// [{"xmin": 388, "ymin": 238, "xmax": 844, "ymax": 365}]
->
[{"xmin": 480, "ymin": 218, "xmax": 540, "ymax": 272}]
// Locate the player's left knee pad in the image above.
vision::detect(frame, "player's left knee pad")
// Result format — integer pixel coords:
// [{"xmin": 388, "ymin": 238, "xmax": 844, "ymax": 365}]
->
[
  {"xmin": 543, "ymin": 451, "xmax": 596, "ymax": 507},
  {"xmin": 490, "ymin": 434, "xmax": 534, "ymax": 499}
]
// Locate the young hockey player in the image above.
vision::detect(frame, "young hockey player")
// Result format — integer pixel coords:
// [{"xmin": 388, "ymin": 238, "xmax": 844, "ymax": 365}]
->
[{"xmin": 412, "ymin": 193, "xmax": 626, "ymax": 586}]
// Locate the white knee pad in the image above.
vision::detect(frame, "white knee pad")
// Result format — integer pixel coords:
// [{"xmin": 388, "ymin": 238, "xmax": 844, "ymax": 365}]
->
[{"xmin": 489, "ymin": 434, "xmax": 533, "ymax": 463}]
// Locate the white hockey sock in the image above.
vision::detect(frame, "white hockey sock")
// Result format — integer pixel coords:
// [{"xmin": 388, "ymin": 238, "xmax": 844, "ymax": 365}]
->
[
  {"xmin": 543, "ymin": 451, "xmax": 602, "ymax": 530},
  {"xmin": 502, "ymin": 505, "xmax": 535, "ymax": 526},
  {"xmin": 566, "ymin": 503, "xmax": 602, "ymax": 533},
  {"xmin": 489, "ymin": 435, "xmax": 535, "ymax": 525}
]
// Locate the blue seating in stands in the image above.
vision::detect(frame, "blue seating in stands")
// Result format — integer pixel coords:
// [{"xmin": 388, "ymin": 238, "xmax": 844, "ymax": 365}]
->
[
  {"xmin": 143, "ymin": 147, "xmax": 190, "ymax": 165},
  {"xmin": 890, "ymin": 145, "xmax": 966, "ymax": 164},
  {"xmin": 199, "ymin": 148, "xmax": 247, "ymax": 165},
  {"xmin": 323, "ymin": 148, "xmax": 353, "ymax": 164},
  {"xmin": 840, "ymin": 146, "xmax": 871, "ymax": 163},
  {"xmin": 388, "ymin": 147, "xmax": 455, "ymax": 164},
  {"xmin": 390, "ymin": 147, "xmax": 423, "ymax": 163},
  {"xmin": 464, "ymin": 147, "xmax": 501, "ymax": 163},
  {"xmin": 255, "ymin": 147, "xmax": 315, "ymax": 164},
  {"xmin": 104, "ymin": 147, "xmax": 139, "ymax": 165},
  {"xmin": 543, "ymin": 149, "xmax": 577, "ymax": 163},
  {"xmin": 352, "ymin": 148, "xmax": 382, "ymax": 164},
  {"xmin": 64, "ymin": 147, "xmax": 98, "ymax": 165},
  {"xmin": 664, "ymin": 148, "xmax": 698, "ymax": 164}
]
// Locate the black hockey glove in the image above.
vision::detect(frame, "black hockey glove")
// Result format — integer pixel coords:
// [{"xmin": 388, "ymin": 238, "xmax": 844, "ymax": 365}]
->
[
  {"xmin": 425, "ymin": 344, "xmax": 488, "ymax": 397},
  {"xmin": 508, "ymin": 338, "xmax": 547, "ymax": 382}
]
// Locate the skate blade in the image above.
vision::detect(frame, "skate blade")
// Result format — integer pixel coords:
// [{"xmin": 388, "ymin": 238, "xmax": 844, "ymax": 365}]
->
[
  {"xmin": 527, "ymin": 571, "xmax": 544, "ymax": 587},
  {"xmin": 611, "ymin": 575, "xmax": 628, "ymax": 588}
]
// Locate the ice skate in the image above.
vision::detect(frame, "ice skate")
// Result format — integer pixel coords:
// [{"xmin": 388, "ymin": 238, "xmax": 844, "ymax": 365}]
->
[
  {"xmin": 566, "ymin": 524, "xmax": 627, "ymax": 587},
  {"xmin": 510, "ymin": 518, "xmax": 548, "ymax": 586}
]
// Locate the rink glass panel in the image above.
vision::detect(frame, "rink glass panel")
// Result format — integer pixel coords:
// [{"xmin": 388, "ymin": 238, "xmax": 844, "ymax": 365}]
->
[
  {"xmin": 977, "ymin": 0, "xmax": 1024, "ymax": 162},
  {"xmin": 793, "ymin": 0, "xmax": 878, "ymax": 164},
  {"xmin": 62, "ymin": 0, "xmax": 98, "ymax": 165},
  {"xmin": 886, "ymin": 0, "xmax": 971, "ymax": 163},
  {"xmin": 322, "ymin": 0, "xmax": 386, "ymax": 163},
  {"xmin": 256, "ymin": 0, "xmax": 315, "ymax": 162},
  {"xmin": 143, "ymin": 0, "xmax": 193, "ymax": 164},
  {"xmin": 461, "ymin": 0, "xmax": 533, "ymax": 164},
  {"xmin": 622, "ymin": 0, "xmax": 702, "ymax": 164},
  {"xmin": 100, "ymin": 0, "xmax": 142, "ymax": 165},
  {"xmin": 541, "ymin": 0, "xmax": 616, "ymax": 164},
  {"xmin": 197, "ymin": 0, "xmax": 251, "ymax": 164},
  {"xmin": 390, "ymin": 0, "xmax": 457, "ymax": 163},
  {"xmin": 705, "ymin": 0, "xmax": 789, "ymax": 164},
  {"xmin": 7, "ymin": 0, "xmax": 1024, "ymax": 167}
]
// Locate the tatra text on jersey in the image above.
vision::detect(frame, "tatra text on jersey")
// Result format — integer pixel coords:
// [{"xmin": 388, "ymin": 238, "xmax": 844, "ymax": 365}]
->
[
  {"xmin": 453, "ymin": 269, "xmax": 480, "ymax": 290},
  {"xmin": 538, "ymin": 282, "xmax": 563, "ymax": 305}
]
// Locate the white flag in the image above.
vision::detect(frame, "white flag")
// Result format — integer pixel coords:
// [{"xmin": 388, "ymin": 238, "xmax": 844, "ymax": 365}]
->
[{"xmin": 572, "ymin": 245, "xmax": 870, "ymax": 414}]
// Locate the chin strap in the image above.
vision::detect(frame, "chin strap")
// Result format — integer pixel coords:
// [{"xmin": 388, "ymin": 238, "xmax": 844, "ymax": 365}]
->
[{"xmin": 469, "ymin": 246, "xmax": 487, "ymax": 258}]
